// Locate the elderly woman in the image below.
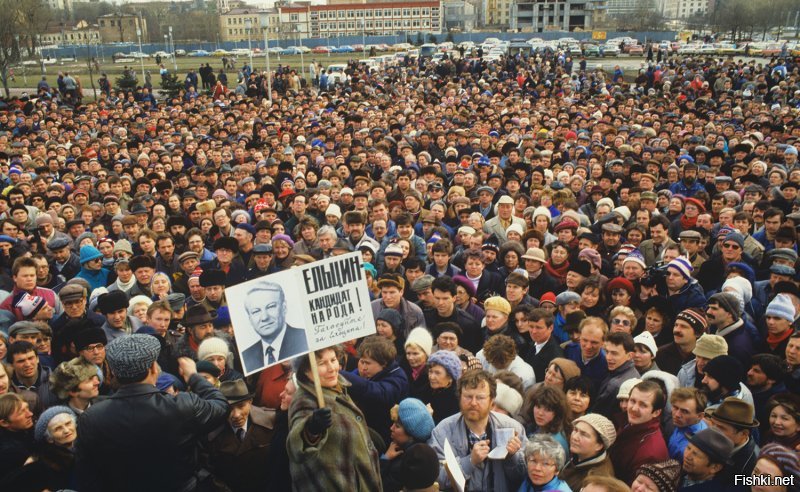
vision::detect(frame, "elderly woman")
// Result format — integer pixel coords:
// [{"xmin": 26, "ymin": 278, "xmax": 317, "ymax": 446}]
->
[
  {"xmin": 287, "ymin": 345, "xmax": 382, "ymax": 490},
  {"xmin": 128, "ymin": 295, "xmax": 153, "ymax": 325},
  {"xmin": 484, "ymin": 296, "xmax": 513, "ymax": 339},
  {"xmin": 424, "ymin": 350, "xmax": 462, "ymax": 424},
  {"xmin": 433, "ymin": 322, "xmax": 473, "ymax": 358},
  {"xmin": 479, "ymin": 335, "xmax": 536, "ymax": 391},
  {"xmin": 452, "ymin": 275, "xmax": 485, "ymax": 320},
  {"xmin": 518, "ymin": 435, "xmax": 571, "ymax": 491},
  {"xmin": 270, "ymin": 234, "xmax": 296, "ymax": 271},
  {"xmin": 381, "ymin": 398, "xmax": 436, "ymax": 492},
  {"xmin": 197, "ymin": 337, "xmax": 243, "ymax": 382},
  {"xmin": 4, "ymin": 405, "xmax": 79, "ymax": 491}
]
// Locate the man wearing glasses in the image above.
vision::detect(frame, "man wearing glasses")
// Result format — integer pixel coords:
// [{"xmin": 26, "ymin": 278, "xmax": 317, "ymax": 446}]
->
[
  {"xmin": 429, "ymin": 370, "xmax": 527, "ymax": 491},
  {"xmin": 74, "ymin": 327, "xmax": 113, "ymax": 395}
]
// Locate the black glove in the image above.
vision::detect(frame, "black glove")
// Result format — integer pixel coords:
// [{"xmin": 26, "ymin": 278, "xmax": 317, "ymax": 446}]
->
[{"xmin": 306, "ymin": 407, "xmax": 333, "ymax": 436}]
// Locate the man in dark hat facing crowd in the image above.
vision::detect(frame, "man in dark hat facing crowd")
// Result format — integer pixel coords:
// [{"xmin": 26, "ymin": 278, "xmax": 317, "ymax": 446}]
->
[{"xmin": 75, "ymin": 334, "xmax": 229, "ymax": 491}]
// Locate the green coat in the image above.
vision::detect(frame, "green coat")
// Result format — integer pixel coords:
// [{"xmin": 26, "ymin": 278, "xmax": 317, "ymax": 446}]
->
[{"xmin": 287, "ymin": 376, "xmax": 382, "ymax": 492}]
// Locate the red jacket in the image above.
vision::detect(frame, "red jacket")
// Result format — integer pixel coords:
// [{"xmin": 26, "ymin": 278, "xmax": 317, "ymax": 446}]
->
[{"xmin": 610, "ymin": 418, "xmax": 668, "ymax": 484}]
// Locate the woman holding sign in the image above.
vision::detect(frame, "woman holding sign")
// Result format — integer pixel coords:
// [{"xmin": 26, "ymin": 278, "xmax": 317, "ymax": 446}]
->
[{"xmin": 287, "ymin": 346, "xmax": 382, "ymax": 490}]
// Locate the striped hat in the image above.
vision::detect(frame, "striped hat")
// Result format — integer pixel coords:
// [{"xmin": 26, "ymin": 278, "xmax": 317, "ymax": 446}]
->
[
  {"xmin": 676, "ymin": 307, "xmax": 708, "ymax": 334},
  {"xmin": 667, "ymin": 256, "xmax": 694, "ymax": 281},
  {"xmin": 622, "ymin": 249, "xmax": 647, "ymax": 269}
]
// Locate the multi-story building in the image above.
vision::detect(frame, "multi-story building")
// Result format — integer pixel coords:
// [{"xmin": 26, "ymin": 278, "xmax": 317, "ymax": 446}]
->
[
  {"xmin": 484, "ymin": 0, "xmax": 512, "ymax": 28},
  {"xmin": 663, "ymin": 0, "xmax": 708, "ymax": 18},
  {"xmin": 515, "ymin": 0, "xmax": 607, "ymax": 32},
  {"xmin": 279, "ymin": 1, "xmax": 443, "ymax": 38},
  {"xmin": 97, "ymin": 13, "xmax": 148, "ymax": 44},
  {"xmin": 39, "ymin": 20, "xmax": 100, "ymax": 46},
  {"xmin": 219, "ymin": 7, "xmax": 281, "ymax": 42},
  {"xmin": 442, "ymin": 0, "xmax": 477, "ymax": 31}
]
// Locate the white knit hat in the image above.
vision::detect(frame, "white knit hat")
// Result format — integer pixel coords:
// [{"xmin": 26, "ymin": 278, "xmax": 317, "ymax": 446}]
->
[
  {"xmin": 506, "ymin": 223, "xmax": 524, "ymax": 237},
  {"xmin": 634, "ymin": 331, "xmax": 658, "ymax": 357},
  {"xmin": 404, "ymin": 327, "xmax": 433, "ymax": 356},
  {"xmin": 325, "ymin": 203, "xmax": 342, "ymax": 219},
  {"xmin": 494, "ymin": 382, "xmax": 523, "ymax": 417},
  {"xmin": 573, "ymin": 413, "xmax": 617, "ymax": 449},
  {"xmin": 617, "ymin": 377, "xmax": 642, "ymax": 399},
  {"xmin": 197, "ymin": 337, "xmax": 229, "ymax": 362},
  {"xmin": 533, "ymin": 206, "xmax": 551, "ymax": 221}
]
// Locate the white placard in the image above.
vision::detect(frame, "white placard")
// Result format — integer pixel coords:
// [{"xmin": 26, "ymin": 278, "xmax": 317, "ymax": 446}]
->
[
  {"xmin": 226, "ymin": 252, "xmax": 376, "ymax": 376},
  {"xmin": 444, "ymin": 438, "xmax": 466, "ymax": 492}
]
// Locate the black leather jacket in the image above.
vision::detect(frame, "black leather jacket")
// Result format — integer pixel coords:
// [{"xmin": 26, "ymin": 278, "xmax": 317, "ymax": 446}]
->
[{"xmin": 75, "ymin": 374, "xmax": 229, "ymax": 492}]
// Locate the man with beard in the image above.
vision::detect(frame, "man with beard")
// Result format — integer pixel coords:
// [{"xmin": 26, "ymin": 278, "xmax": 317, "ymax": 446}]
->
[
  {"xmin": 705, "ymin": 292, "xmax": 760, "ymax": 366},
  {"xmin": 172, "ymin": 304, "xmax": 230, "ymax": 361},
  {"xmin": 700, "ymin": 354, "xmax": 754, "ymax": 409},
  {"xmin": 745, "ymin": 353, "xmax": 789, "ymax": 437},
  {"xmin": 669, "ymin": 161, "xmax": 705, "ymax": 198},
  {"xmin": 343, "ymin": 211, "xmax": 379, "ymax": 252},
  {"xmin": 198, "ymin": 269, "xmax": 227, "ymax": 315}
]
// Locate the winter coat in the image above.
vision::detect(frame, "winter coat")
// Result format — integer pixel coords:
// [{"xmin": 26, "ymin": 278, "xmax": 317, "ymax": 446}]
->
[
  {"xmin": 0, "ymin": 428, "xmax": 33, "ymax": 484},
  {"xmin": 666, "ymin": 280, "xmax": 706, "ymax": 317},
  {"xmin": 75, "ymin": 374, "xmax": 229, "ymax": 492},
  {"xmin": 204, "ymin": 405, "xmax": 277, "ymax": 492},
  {"xmin": 371, "ymin": 297, "xmax": 426, "ymax": 339},
  {"xmin": 425, "ymin": 384, "xmax": 460, "ymax": 424},
  {"xmin": 429, "ymin": 411, "xmax": 528, "ymax": 491},
  {"xmin": 2, "ymin": 441, "xmax": 76, "ymax": 492},
  {"xmin": 341, "ymin": 361, "xmax": 409, "ymax": 444},
  {"xmin": 610, "ymin": 418, "xmax": 668, "ymax": 484},
  {"xmin": 75, "ymin": 266, "xmax": 111, "ymax": 292},
  {"xmin": 559, "ymin": 452, "xmax": 615, "ymax": 492},
  {"xmin": 592, "ymin": 360, "xmax": 640, "ymax": 416},
  {"xmin": 564, "ymin": 342, "xmax": 608, "ymax": 385},
  {"xmin": 287, "ymin": 376, "xmax": 382, "ymax": 491}
]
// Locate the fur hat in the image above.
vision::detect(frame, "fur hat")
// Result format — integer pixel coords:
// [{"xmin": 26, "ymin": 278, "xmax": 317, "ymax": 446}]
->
[
  {"xmin": 49, "ymin": 358, "xmax": 101, "ymax": 400},
  {"xmin": 494, "ymin": 382, "xmax": 523, "ymax": 417}
]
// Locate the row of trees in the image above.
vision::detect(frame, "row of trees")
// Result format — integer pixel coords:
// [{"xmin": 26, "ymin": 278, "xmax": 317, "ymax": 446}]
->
[{"xmin": 605, "ymin": 0, "xmax": 798, "ymax": 39}]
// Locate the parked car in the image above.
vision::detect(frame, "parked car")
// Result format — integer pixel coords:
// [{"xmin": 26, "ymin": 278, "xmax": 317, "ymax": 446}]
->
[
  {"xmin": 332, "ymin": 45, "xmax": 355, "ymax": 53},
  {"xmin": 188, "ymin": 50, "xmax": 210, "ymax": 57},
  {"xmin": 211, "ymin": 49, "xmax": 232, "ymax": 57},
  {"xmin": 583, "ymin": 43, "xmax": 601, "ymax": 57},
  {"xmin": 231, "ymin": 48, "xmax": 252, "ymax": 56},
  {"xmin": 279, "ymin": 47, "xmax": 303, "ymax": 55},
  {"xmin": 392, "ymin": 42, "xmax": 413, "ymax": 51},
  {"xmin": 312, "ymin": 46, "xmax": 332, "ymax": 54},
  {"xmin": 152, "ymin": 51, "xmax": 173, "ymax": 59},
  {"xmin": 128, "ymin": 51, "xmax": 150, "ymax": 58},
  {"xmin": 326, "ymin": 63, "xmax": 349, "ymax": 85},
  {"xmin": 626, "ymin": 44, "xmax": 644, "ymax": 56},
  {"xmin": 174, "ymin": 49, "xmax": 187, "ymax": 56},
  {"xmin": 602, "ymin": 43, "xmax": 620, "ymax": 56}
]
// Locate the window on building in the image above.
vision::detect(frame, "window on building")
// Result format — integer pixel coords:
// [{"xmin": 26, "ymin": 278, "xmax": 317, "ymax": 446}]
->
[
  {"xmin": 384, "ymin": 9, "xmax": 391, "ymax": 17},
  {"xmin": 375, "ymin": 20, "xmax": 383, "ymax": 27},
  {"xmin": 339, "ymin": 21, "xmax": 345, "ymax": 29},
  {"xmin": 403, "ymin": 8, "xmax": 410, "ymax": 16},
  {"xmin": 338, "ymin": 10, "xmax": 345, "ymax": 18},
  {"xmin": 422, "ymin": 8, "xmax": 429, "ymax": 15},
  {"xmin": 347, "ymin": 10, "xmax": 354, "ymax": 18},
  {"xmin": 320, "ymin": 11, "xmax": 327, "ymax": 19},
  {"xmin": 366, "ymin": 10, "xmax": 372, "ymax": 17},
  {"xmin": 412, "ymin": 8, "xmax": 419, "ymax": 16},
  {"xmin": 374, "ymin": 9, "xmax": 381, "ymax": 17},
  {"xmin": 393, "ymin": 8, "xmax": 401, "ymax": 16},
  {"xmin": 366, "ymin": 21, "xmax": 373, "ymax": 28}
]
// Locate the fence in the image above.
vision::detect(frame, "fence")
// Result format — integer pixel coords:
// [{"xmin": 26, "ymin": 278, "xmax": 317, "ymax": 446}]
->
[{"xmin": 38, "ymin": 30, "xmax": 677, "ymax": 60}]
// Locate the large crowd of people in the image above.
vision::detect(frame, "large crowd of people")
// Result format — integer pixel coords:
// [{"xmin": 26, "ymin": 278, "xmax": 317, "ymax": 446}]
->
[{"xmin": 0, "ymin": 44, "xmax": 799, "ymax": 492}]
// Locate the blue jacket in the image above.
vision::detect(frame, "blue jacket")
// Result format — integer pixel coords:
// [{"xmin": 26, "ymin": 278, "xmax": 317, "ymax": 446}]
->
[
  {"xmin": 669, "ymin": 420, "xmax": 708, "ymax": 461},
  {"xmin": 518, "ymin": 475, "xmax": 571, "ymax": 492},
  {"xmin": 667, "ymin": 281, "xmax": 706, "ymax": 316},
  {"xmin": 75, "ymin": 267, "xmax": 111, "ymax": 292},
  {"xmin": 341, "ymin": 361, "xmax": 409, "ymax": 444},
  {"xmin": 564, "ymin": 342, "xmax": 608, "ymax": 385},
  {"xmin": 669, "ymin": 180, "xmax": 706, "ymax": 198}
]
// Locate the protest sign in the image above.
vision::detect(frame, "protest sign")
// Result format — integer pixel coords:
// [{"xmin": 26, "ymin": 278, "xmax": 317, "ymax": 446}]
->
[{"xmin": 227, "ymin": 251, "xmax": 376, "ymax": 376}]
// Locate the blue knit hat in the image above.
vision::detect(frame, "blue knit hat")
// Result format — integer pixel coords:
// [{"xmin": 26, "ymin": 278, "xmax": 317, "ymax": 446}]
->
[
  {"xmin": 397, "ymin": 398, "xmax": 435, "ymax": 442},
  {"xmin": 766, "ymin": 294, "xmax": 796, "ymax": 322},
  {"xmin": 427, "ymin": 350, "xmax": 462, "ymax": 381},
  {"xmin": 667, "ymin": 256, "xmax": 694, "ymax": 281},
  {"xmin": 34, "ymin": 405, "xmax": 75, "ymax": 442},
  {"xmin": 79, "ymin": 244, "xmax": 103, "ymax": 264}
]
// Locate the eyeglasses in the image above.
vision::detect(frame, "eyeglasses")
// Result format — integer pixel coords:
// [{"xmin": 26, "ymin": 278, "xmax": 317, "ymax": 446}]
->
[
  {"xmin": 612, "ymin": 318, "xmax": 631, "ymax": 327},
  {"xmin": 526, "ymin": 458, "xmax": 556, "ymax": 468},
  {"xmin": 83, "ymin": 343, "xmax": 105, "ymax": 352},
  {"xmin": 460, "ymin": 394, "xmax": 490, "ymax": 403},
  {"xmin": 722, "ymin": 243, "xmax": 741, "ymax": 250}
]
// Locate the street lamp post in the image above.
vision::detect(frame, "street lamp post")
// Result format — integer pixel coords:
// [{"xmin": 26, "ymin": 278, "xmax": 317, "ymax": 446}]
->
[
  {"xmin": 169, "ymin": 26, "xmax": 177, "ymax": 71},
  {"xmin": 245, "ymin": 18, "xmax": 253, "ymax": 70},
  {"xmin": 136, "ymin": 28, "xmax": 145, "ymax": 83},
  {"xmin": 262, "ymin": 25, "xmax": 272, "ymax": 106},
  {"xmin": 164, "ymin": 34, "xmax": 168, "ymax": 52},
  {"xmin": 360, "ymin": 21, "xmax": 366, "ymax": 60}
]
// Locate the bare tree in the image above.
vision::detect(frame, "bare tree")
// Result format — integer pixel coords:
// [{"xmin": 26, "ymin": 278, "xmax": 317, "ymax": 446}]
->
[{"xmin": 0, "ymin": 0, "xmax": 24, "ymax": 97}]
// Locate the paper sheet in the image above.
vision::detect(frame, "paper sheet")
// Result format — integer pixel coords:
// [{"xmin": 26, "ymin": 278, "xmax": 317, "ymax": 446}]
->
[
  {"xmin": 444, "ymin": 438, "xmax": 466, "ymax": 492},
  {"xmin": 488, "ymin": 428, "xmax": 514, "ymax": 460}
]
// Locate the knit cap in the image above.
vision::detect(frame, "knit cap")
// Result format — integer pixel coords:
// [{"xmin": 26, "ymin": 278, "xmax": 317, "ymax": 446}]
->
[
  {"xmin": 376, "ymin": 308, "xmax": 402, "ymax": 335},
  {"xmin": 549, "ymin": 358, "xmax": 581, "ymax": 382},
  {"xmin": 573, "ymin": 413, "xmax": 617, "ymax": 449},
  {"xmin": 703, "ymin": 355, "xmax": 743, "ymax": 391},
  {"xmin": 758, "ymin": 443, "xmax": 800, "ymax": 486},
  {"xmin": 676, "ymin": 307, "xmax": 708, "ymax": 335},
  {"xmin": 667, "ymin": 256, "xmax": 694, "ymax": 281},
  {"xmin": 709, "ymin": 292, "xmax": 742, "ymax": 320},
  {"xmin": 396, "ymin": 398, "xmax": 435, "ymax": 442},
  {"xmin": 636, "ymin": 460, "xmax": 681, "ymax": 492},
  {"xmin": 622, "ymin": 249, "xmax": 647, "ymax": 269},
  {"xmin": 79, "ymin": 245, "xmax": 103, "ymax": 264},
  {"xmin": 484, "ymin": 296, "xmax": 511, "ymax": 315},
  {"xmin": 428, "ymin": 350, "xmax": 462, "ymax": 381},
  {"xmin": 197, "ymin": 337, "xmax": 229, "ymax": 362},
  {"xmin": 34, "ymin": 406, "xmax": 76, "ymax": 443},
  {"xmin": 722, "ymin": 231, "xmax": 745, "ymax": 248},
  {"xmin": 106, "ymin": 334, "xmax": 161, "ymax": 381},
  {"xmin": 405, "ymin": 327, "xmax": 433, "ymax": 356},
  {"xmin": 114, "ymin": 239, "xmax": 134, "ymax": 255},
  {"xmin": 13, "ymin": 292, "xmax": 47, "ymax": 319},
  {"xmin": 398, "ymin": 444, "xmax": 440, "ymax": 490},
  {"xmin": 765, "ymin": 294, "xmax": 796, "ymax": 322},
  {"xmin": 617, "ymin": 377, "xmax": 642, "ymax": 399},
  {"xmin": 494, "ymin": 382, "xmax": 523, "ymax": 417},
  {"xmin": 633, "ymin": 331, "xmax": 658, "ymax": 356},
  {"xmin": 693, "ymin": 335, "xmax": 728, "ymax": 359}
]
